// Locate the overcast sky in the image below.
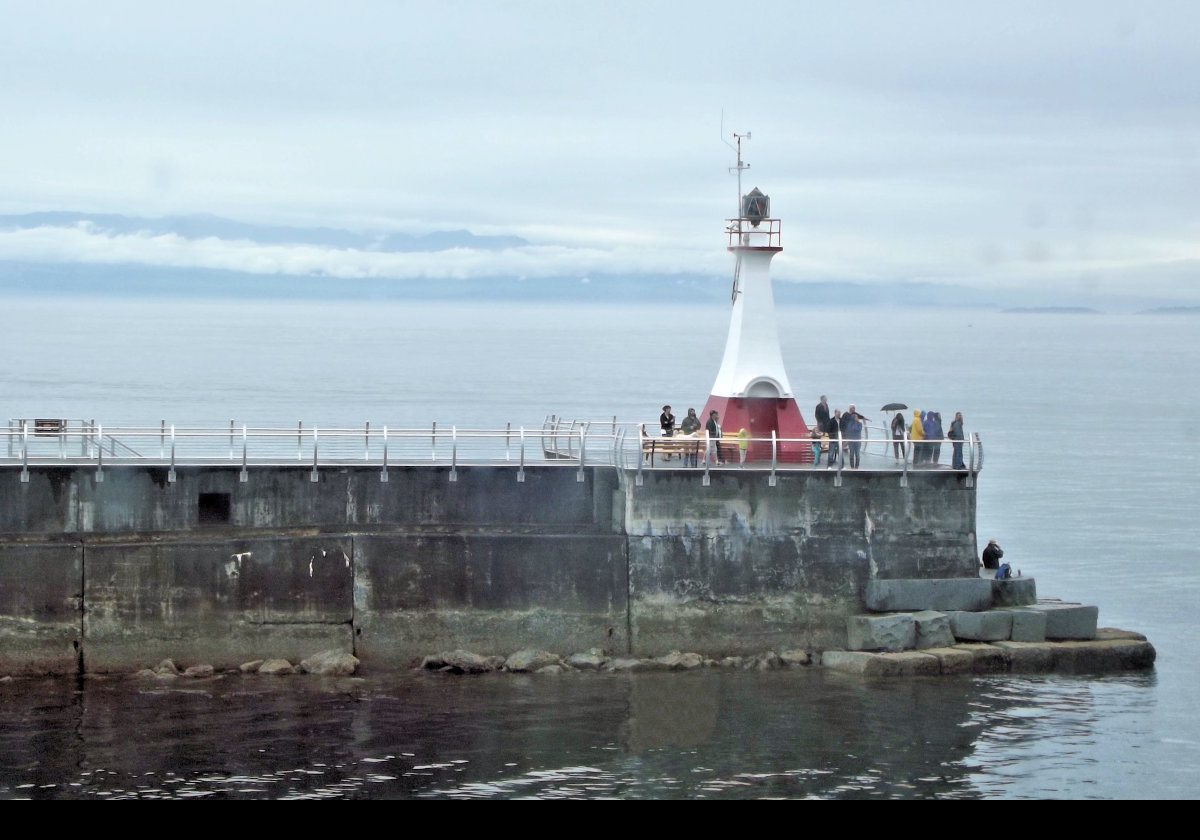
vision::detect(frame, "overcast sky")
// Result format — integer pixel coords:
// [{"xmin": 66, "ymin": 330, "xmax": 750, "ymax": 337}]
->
[{"xmin": 1, "ymin": 1, "xmax": 1197, "ymax": 302}]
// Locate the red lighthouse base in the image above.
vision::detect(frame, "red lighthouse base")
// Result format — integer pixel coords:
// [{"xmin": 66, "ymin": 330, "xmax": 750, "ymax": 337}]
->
[{"xmin": 700, "ymin": 396, "xmax": 813, "ymax": 463}]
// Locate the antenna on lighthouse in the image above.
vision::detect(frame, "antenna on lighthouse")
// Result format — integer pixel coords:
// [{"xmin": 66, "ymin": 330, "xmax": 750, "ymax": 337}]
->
[
  {"xmin": 723, "ymin": 130, "xmax": 751, "ymax": 302},
  {"xmin": 724, "ymin": 130, "xmax": 751, "ymax": 217}
]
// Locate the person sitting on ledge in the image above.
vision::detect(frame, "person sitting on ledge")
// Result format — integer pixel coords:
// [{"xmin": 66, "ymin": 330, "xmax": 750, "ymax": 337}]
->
[{"xmin": 981, "ymin": 539, "xmax": 1003, "ymax": 570}]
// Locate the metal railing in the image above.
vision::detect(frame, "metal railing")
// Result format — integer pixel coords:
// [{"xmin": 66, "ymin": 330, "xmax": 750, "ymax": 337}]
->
[{"xmin": 3, "ymin": 417, "xmax": 982, "ymax": 482}]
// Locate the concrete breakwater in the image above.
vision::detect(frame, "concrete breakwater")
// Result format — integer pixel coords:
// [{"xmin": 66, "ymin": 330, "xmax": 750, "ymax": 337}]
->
[{"xmin": 0, "ymin": 461, "xmax": 1145, "ymax": 677}]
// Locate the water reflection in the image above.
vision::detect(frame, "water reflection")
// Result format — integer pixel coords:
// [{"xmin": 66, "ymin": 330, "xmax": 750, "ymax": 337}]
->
[{"xmin": 0, "ymin": 668, "xmax": 1157, "ymax": 799}]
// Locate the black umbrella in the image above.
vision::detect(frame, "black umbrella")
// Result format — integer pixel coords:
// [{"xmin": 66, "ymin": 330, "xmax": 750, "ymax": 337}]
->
[{"xmin": 880, "ymin": 402, "xmax": 908, "ymax": 412}]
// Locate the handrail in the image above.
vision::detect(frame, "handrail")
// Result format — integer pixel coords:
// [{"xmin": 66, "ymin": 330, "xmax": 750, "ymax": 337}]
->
[{"xmin": 1, "ymin": 418, "xmax": 982, "ymax": 474}]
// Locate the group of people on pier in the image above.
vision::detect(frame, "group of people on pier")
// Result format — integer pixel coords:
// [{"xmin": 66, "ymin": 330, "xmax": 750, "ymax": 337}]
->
[{"xmin": 812, "ymin": 396, "xmax": 967, "ymax": 471}]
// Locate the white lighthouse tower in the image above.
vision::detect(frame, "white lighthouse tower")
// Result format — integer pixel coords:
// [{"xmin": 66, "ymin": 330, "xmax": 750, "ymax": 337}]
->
[{"xmin": 701, "ymin": 135, "xmax": 811, "ymax": 461}]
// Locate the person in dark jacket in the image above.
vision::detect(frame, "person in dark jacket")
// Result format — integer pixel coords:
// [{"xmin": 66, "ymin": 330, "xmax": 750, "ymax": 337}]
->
[
  {"xmin": 981, "ymin": 539, "xmax": 1003, "ymax": 570},
  {"xmin": 890, "ymin": 412, "xmax": 906, "ymax": 460},
  {"xmin": 814, "ymin": 395, "xmax": 830, "ymax": 434},
  {"xmin": 948, "ymin": 411, "xmax": 966, "ymax": 469}
]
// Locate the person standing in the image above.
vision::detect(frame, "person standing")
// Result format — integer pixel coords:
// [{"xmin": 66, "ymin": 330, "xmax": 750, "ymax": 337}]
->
[
  {"xmin": 828, "ymin": 409, "xmax": 843, "ymax": 467},
  {"xmin": 948, "ymin": 411, "xmax": 966, "ymax": 470},
  {"xmin": 659, "ymin": 406, "xmax": 676, "ymax": 437},
  {"xmin": 814, "ymin": 396, "xmax": 830, "ymax": 435},
  {"xmin": 909, "ymin": 409, "xmax": 925, "ymax": 464},
  {"xmin": 659, "ymin": 405, "xmax": 676, "ymax": 461},
  {"xmin": 843, "ymin": 404, "xmax": 866, "ymax": 469},
  {"xmin": 890, "ymin": 412, "xmax": 906, "ymax": 460},
  {"xmin": 705, "ymin": 410, "xmax": 723, "ymax": 466},
  {"xmin": 930, "ymin": 411, "xmax": 944, "ymax": 465},
  {"xmin": 680, "ymin": 408, "xmax": 701, "ymax": 467}
]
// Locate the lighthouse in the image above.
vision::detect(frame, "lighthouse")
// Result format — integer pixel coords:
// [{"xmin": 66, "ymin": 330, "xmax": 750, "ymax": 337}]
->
[{"xmin": 701, "ymin": 136, "xmax": 811, "ymax": 462}]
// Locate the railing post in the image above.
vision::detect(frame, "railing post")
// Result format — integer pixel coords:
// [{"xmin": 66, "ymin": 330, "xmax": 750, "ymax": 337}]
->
[
  {"xmin": 701, "ymin": 431, "xmax": 710, "ymax": 486},
  {"xmin": 95, "ymin": 422, "xmax": 104, "ymax": 483},
  {"xmin": 380, "ymin": 425, "xmax": 389, "ymax": 482},
  {"xmin": 517, "ymin": 427, "xmax": 526, "ymax": 482},
  {"xmin": 160, "ymin": 420, "xmax": 165, "ymax": 460},
  {"xmin": 297, "ymin": 421, "xmax": 303, "ymax": 461},
  {"xmin": 364, "ymin": 421, "xmax": 370, "ymax": 461},
  {"xmin": 506, "ymin": 421, "xmax": 511, "ymax": 462},
  {"xmin": 19, "ymin": 420, "xmax": 29, "ymax": 483},
  {"xmin": 431, "ymin": 421, "xmax": 437, "ymax": 461},
  {"xmin": 900, "ymin": 429, "xmax": 909, "ymax": 488},
  {"xmin": 449, "ymin": 426, "xmax": 458, "ymax": 482},
  {"xmin": 769, "ymin": 432, "xmax": 778, "ymax": 487},
  {"xmin": 229, "ymin": 419, "xmax": 235, "ymax": 460},
  {"xmin": 168, "ymin": 424, "xmax": 177, "ymax": 484},
  {"xmin": 240, "ymin": 424, "xmax": 249, "ymax": 483},
  {"xmin": 577, "ymin": 422, "xmax": 587, "ymax": 482},
  {"xmin": 310, "ymin": 426, "xmax": 319, "ymax": 482}
]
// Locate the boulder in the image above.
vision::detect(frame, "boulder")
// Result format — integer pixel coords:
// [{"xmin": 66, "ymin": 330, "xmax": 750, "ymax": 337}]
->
[
  {"xmin": 991, "ymin": 577, "xmax": 1037, "ymax": 606},
  {"xmin": 564, "ymin": 651, "xmax": 608, "ymax": 671},
  {"xmin": 504, "ymin": 649, "xmax": 561, "ymax": 672},
  {"xmin": 300, "ymin": 650, "xmax": 360, "ymax": 676},
  {"xmin": 183, "ymin": 664, "xmax": 214, "ymax": 678},
  {"xmin": 259, "ymin": 659, "xmax": 296, "ymax": 675},
  {"xmin": 654, "ymin": 651, "xmax": 705, "ymax": 670}
]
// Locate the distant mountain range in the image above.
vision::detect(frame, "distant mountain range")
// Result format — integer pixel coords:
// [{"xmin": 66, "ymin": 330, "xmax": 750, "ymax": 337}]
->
[
  {"xmin": 0, "ymin": 212, "xmax": 1192, "ymax": 311},
  {"xmin": 0, "ymin": 211, "xmax": 528, "ymax": 253}
]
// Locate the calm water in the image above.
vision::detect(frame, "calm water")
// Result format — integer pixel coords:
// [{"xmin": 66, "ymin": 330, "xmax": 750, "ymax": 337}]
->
[{"xmin": 0, "ymin": 296, "xmax": 1197, "ymax": 799}]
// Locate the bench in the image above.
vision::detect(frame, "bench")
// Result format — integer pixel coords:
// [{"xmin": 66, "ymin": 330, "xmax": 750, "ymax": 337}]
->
[{"xmin": 641, "ymin": 433, "xmax": 706, "ymax": 463}]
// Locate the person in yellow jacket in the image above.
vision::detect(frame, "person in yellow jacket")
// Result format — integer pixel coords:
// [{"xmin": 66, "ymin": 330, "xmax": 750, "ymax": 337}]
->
[{"xmin": 909, "ymin": 409, "xmax": 925, "ymax": 463}]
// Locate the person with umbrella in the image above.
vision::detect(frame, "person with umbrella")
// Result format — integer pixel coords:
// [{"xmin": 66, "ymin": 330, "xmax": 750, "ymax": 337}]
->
[{"xmin": 882, "ymin": 402, "xmax": 908, "ymax": 461}]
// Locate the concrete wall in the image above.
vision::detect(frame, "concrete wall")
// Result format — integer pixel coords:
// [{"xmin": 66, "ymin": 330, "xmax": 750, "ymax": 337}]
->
[
  {"xmin": 622, "ymin": 469, "xmax": 977, "ymax": 654},
  {"xmin": 0, "ymin": 464, "xmax": 977, "ymax": 673}
]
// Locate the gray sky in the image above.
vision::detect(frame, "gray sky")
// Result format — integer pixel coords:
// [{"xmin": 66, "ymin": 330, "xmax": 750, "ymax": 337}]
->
[{"xmin": 1, "ymin": 1, "xmax": 1197, "ymax": 302}]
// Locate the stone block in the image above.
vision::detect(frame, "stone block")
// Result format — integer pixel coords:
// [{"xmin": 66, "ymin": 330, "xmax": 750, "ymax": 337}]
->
[
  {"xmin": 922, "ymin": 646, "xmax": 976, "ymax": 675},
  {"xmin": 820, "ymin": 650, "xmax": 877, "ymax": 675},
  {"xmin": 948, "ymin": 610, "xmax": 1013, "ymax": 641},
  {"xmin": 1028, "ymin": 603, "xmax": 1098, "ymax": 640},
  {"xmin": 956, "ymin": 643, "xmax": 1011, "ymax": 673},
  {"xmin": 1004, "ymin": 608, "xmax": 1047, "ymax": 642},
  {"xmin": 912, "ymin": 610, "xmax": 956, "ymax": 649},
  {"xmin": 993, "ymin": 641, "xmax": 1055, "ymax": 672},
  {"xmin": 846, "ymin": 613, "xmax": 915, "ymax": 651},
  {"xmin": 991, "ymin": 577, "xmax": 1037, "ymax": 606},
  {"xmin": 864, "ymin": 578, "xmax": 992, "ymax": 612},
  {"xmin": 876, "ymin": 651, "xmax": 941, "ymax": 676}
]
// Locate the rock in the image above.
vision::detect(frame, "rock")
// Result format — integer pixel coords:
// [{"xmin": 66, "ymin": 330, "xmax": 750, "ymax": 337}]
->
[
  {"xmin": 239, "ymin": 660, "xmax": 265, "ymax": 673},
  {"xmin": 183, "ymin": 664, "xmax": 214, "ymax": 678},
  {"xmin": 504, "ymin": 649, "xmax": 561, "ymax": 672},
  {"xmin": 748, "ymin": 651, "xmax": 784, "ymax": 670},
  {"xmin": 437, "ymin": 650, "xmax": 498, "ymax": 674},
  {"xmin": 715, "ymin": 656, "xmax": 744, "ymax": 669},
  {"xmin": 154, "ymin": 658, "xmax": 181, "ymax": 676},
  {"xmin": 605, "ymin": 657, "xmax": 666, "ymax": 672},
  {"xmin": 259, "ymin": 659, "xmax": 296, "ymax": 675},
  {"xmin": 565, "ymin": 651, "xmax": 608, "ymax": 670},
  {"xmin": 299, "ymin": 650, "xmax": 359, "ymax": 676},
  {"xmin": 654, "ymin": 651, "xmax": 704, "ymax": 670},
  {"xmin": 133, "ymin": 669, "xmax": 157, "ymax": 678},
  {"xmin": 780, "ymin": 649, "xmax": 814, "ymax": 666},
  {"xmin": 536, "ymin": 664, "xmax": 565, "ymax": 675}
]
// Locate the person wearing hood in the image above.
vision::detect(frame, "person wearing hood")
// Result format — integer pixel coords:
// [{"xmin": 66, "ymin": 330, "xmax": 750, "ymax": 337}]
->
[
  {"xmin": 922, "ymin": 411, "xmax": 938, "ymax": 465},
  {"xmin": 909, "ymin": 409, "xmax": 925, "ymax": 463},
  {"xmin": 930, "ymin": 411, "xmax": 945, "ymax": 465}
]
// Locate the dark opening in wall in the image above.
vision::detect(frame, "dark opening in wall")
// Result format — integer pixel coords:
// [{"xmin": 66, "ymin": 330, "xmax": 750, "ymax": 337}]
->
[{"xmin": 198, "ymin": 492, "xmax": 232, "ymax": 525}]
